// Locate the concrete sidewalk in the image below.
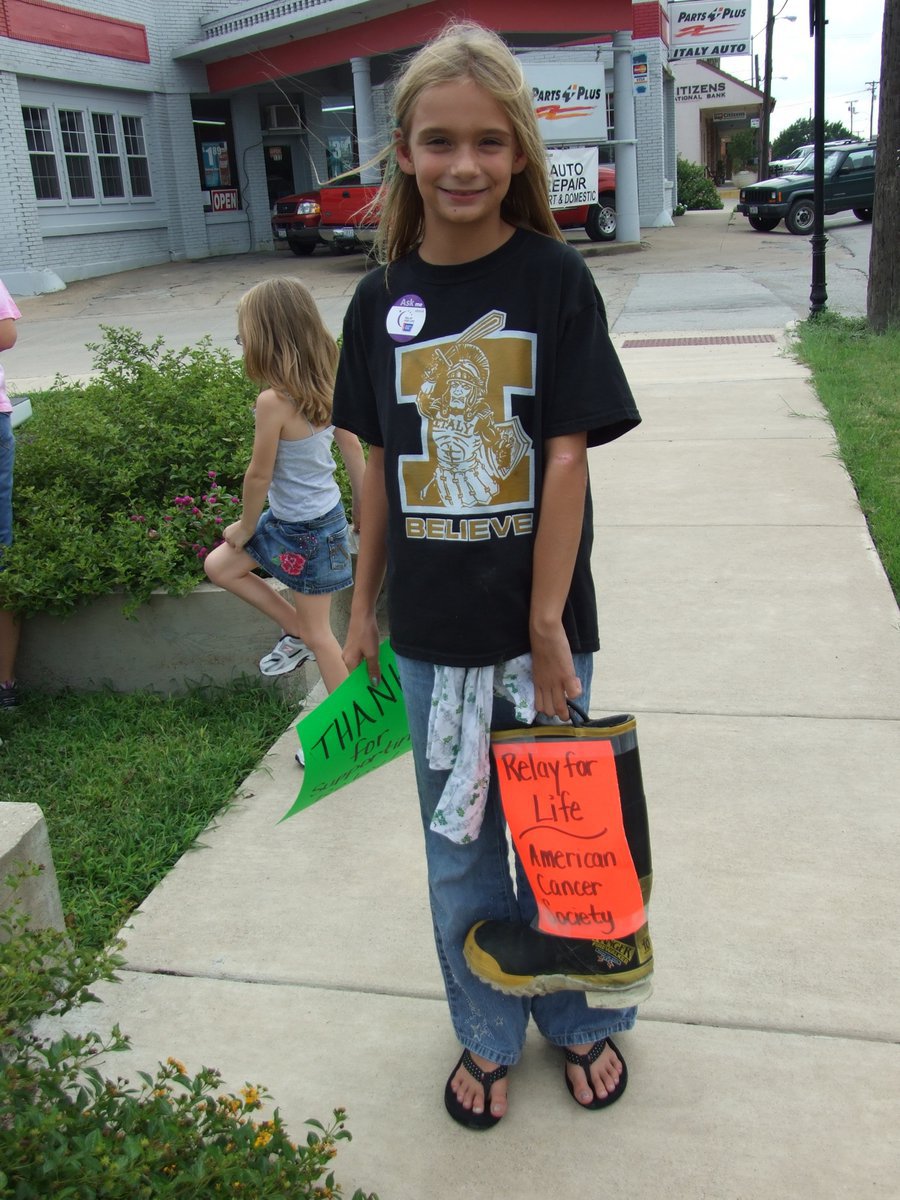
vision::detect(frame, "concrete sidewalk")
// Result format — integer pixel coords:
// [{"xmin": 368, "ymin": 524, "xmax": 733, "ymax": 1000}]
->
[{"xmin": 16, "ymin": 221, "xmax": 899, "ymax": 1197}]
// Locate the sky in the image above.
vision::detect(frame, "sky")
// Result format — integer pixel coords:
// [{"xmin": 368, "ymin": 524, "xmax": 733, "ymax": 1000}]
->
[{"xmin": 724, "ymin": 0, "xmax": 886, "ymax": 141}]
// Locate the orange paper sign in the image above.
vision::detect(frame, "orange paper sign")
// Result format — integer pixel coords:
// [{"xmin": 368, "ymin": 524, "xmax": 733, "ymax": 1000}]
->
[{"xmin": 493, "ymin": 739, "xmax": 645, "ymax": 939}]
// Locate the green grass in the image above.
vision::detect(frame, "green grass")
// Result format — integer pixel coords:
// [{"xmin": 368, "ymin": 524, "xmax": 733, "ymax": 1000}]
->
[
  {"xmin": 793, "ymin": 314, "xmax": 900, "ymax": 601},
  {"xmin": 1, "ymin": 682, "xmax": 294, "ymax": 952}
]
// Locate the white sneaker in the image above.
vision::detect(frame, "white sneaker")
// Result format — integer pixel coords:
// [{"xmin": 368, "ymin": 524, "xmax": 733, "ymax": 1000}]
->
[
  {"xmin": 295, "ymin": 746, "xmax": 305, "ymax": 767},
  {"xmin": 259, "ymin": 635, "xmax": 314, "ymax": 677}
]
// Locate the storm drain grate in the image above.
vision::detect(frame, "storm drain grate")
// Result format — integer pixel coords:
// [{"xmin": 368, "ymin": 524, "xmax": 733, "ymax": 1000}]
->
[{"xmin": 622, "ymin": 334, "xmax": 778, "ymax": 348}]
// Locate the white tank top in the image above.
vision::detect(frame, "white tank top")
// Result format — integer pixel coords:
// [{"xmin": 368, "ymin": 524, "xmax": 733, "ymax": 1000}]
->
[{"xmin": 267, "ymin": 424, "xmax": 341, "ymax": 522}]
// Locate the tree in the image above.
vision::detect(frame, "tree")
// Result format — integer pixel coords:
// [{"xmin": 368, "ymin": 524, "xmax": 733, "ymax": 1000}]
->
[
  {"xmin": 867, "ymin": 0, "xmax": 899, "ymax": 332},
  {"xmin": 770, "ymin": 116, "xmax": 854, "ymax": 160},
  {"xmin": 728, "ymin": 128, "xmax": 758, "ymax": 172}
]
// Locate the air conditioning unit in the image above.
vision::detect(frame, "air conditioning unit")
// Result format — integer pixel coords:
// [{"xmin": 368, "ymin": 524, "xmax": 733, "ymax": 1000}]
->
[{"xmin": 263, "ymin": 104, "xmax": 303, "ymax": 131}]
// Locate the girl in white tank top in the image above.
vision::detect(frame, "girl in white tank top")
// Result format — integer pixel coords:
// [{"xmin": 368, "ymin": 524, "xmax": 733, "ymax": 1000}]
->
[{"xmin": 204, "ymin": 277, "xmax": 365, "ymax": 698}]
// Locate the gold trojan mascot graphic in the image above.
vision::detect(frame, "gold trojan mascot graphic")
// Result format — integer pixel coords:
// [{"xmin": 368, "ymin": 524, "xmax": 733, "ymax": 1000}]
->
[{"xmin": 413, "ymin": 318, "xmax": 531, "ymax": 511}]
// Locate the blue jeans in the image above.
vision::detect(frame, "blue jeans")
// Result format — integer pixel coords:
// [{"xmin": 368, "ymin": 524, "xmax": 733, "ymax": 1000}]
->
[
  {"xmin": 396, "ymin": 652, "xmax": 637, "ymax": 1065},
  {"xmin": 0, "ymin": 413, "xmax": 14, "ymax": 558}
]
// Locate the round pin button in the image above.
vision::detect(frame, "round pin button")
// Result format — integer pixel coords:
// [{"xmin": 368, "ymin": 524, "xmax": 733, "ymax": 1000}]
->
[{"xmin": 387, "ymin": 293, "xmax": 426, "ymax": 343}]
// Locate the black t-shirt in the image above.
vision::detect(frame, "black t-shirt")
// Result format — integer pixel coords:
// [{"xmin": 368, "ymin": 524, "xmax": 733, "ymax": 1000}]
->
[{"xmin": 333, "ymin": 228, "xmax": 640, "ymax": 667}]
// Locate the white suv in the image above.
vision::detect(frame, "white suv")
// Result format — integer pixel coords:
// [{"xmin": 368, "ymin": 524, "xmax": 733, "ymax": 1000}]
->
[{"xmin": 767, "ymin": 139, "xmax": 859, "ymax": 179}]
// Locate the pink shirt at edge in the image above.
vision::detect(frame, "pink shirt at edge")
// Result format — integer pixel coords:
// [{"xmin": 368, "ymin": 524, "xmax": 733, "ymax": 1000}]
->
[{"xmin": 0, "ymin": 279, "xmax": 22, "ymax": 414}]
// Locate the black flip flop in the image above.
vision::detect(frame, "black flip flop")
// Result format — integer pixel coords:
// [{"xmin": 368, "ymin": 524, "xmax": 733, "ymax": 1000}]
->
[
  {"xmin": 444, "ymin": 1048, "xmax": 508, "ymax": 1130},
  {"xmin": 564, "ymin": 1037, "xmax": 628, "ymax": 1110}
]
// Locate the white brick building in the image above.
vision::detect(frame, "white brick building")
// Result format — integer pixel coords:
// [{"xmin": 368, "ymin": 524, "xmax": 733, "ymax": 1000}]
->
[{"xmin": 1, "ymin": 0, "xmax": 678, "ymax": 295}]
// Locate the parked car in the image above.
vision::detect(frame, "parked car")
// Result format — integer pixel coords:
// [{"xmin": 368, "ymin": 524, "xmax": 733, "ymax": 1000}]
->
[
  {"xmin": 271, "ymin": 189, "xmax": 323, "ymax": 255},
  {"xmin": 735, "ymin": 140, "xmax": 876, "ymax": 234},
  {"xmin": 317, "ymin": 165, "xmax": 618, "ymax": 249},
  {"xmin": 767, "ymin": 138, "xmax": 859, "ymax": 178}
]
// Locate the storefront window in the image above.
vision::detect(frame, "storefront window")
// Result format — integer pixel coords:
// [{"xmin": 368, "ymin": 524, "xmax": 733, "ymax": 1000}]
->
[{"xmin": 192, "ymin": 99, "xmax": 240, "ymax": 212}]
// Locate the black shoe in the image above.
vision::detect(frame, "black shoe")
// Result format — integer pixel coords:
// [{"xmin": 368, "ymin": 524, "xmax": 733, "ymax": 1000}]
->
[
  {"xmin": 0, "ymin": 682, "xmax": 19, "ymax": 711},
  {"xmin": 464, "ymin": 920, "xmax": 653, "ymax": 1001}
]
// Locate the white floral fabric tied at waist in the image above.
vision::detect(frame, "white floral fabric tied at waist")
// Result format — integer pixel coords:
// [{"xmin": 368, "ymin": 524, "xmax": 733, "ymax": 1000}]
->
[{"xmin": 426, "ymin": 655, "xmax": 535, "ymax": 844}]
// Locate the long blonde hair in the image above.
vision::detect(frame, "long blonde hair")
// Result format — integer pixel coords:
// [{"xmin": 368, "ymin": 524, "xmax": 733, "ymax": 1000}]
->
[
  {"xmin": 237, "ymin": 277, "xmax": 338, "ymax": 425},
  {"xmin": 372, "ymin": 21, "xmax": 562, "ymax": 263}
]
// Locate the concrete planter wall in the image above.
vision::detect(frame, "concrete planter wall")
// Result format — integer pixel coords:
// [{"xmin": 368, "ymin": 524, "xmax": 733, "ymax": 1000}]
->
[
  {"xmin": 18, "ymin": 577, "xmax": 384, "ymax": 695},
  {"xmin": 732, "ymin": 170, "xmax": 758, "ymax": 187}
]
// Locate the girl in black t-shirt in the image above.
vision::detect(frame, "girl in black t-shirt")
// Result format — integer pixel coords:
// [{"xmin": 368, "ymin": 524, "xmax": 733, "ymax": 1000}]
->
[{"xmin": 334, "ymin": 21, "xmax": 640, "ymax": 1129}]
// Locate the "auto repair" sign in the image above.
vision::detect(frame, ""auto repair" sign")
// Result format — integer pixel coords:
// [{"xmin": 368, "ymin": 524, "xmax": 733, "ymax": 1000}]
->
[{"xmin": 546, "ymin": 147, "xmax": 599, "ymax": 209}]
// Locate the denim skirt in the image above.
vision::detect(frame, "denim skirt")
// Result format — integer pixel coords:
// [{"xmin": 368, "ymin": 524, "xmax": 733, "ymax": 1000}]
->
[{"xmin": 244, "ymin": 501, "xmax": 353, "ymax": 595}]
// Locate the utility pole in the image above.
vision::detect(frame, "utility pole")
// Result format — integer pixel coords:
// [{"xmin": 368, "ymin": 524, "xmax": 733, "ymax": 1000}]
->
[
  {"xmin": 865, "ymin": 81, "xmax": 878, "ymax": 139},
  {"xmin": 847, "ymin": 100, "xmax": 857, "ymax": 136},
  {"xmin": 759, "ymin": 0, "xmax": 775, "ymax": 180},
  {"xmin": 867, "ymin": 0, "xmax": 899, "ymax": 330}
]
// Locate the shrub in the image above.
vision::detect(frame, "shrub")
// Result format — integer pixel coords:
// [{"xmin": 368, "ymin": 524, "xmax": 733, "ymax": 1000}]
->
[
  {"xmin": 0, "ymin": 872, "xmax": 377, "ymax": 1199},
  {"xmin": 676, "ymin": 156, "xmax": 724, "ymax": 211},
  {"xmin": 1, "ymin": 327, "xmax": 356, "ymax": 618}
]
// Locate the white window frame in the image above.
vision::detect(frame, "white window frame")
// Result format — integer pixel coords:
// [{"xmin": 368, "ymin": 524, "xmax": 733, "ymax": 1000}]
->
[
  {"xmin": 22, "ymin": 103, "xmax": 154, "ymax": 208},
  {"xmin": 22, "ymin": 106, "xmax": 62, "ymax": 202}
]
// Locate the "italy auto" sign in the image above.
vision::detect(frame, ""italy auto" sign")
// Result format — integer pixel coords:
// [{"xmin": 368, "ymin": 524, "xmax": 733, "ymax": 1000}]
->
[{"xmin": 667, "ymin": 3, "xmax": 752, "ymax": 60}]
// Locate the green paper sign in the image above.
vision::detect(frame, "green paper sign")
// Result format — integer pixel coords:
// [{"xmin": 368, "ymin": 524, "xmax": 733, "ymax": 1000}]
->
[{"xmin": 280, "ymin": 641, "xmax": 411, "ymax": 821}]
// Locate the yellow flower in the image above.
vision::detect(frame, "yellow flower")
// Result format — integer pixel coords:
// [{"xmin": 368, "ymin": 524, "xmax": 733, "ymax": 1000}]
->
[
  {"xmin": 253, "ymin": 1130, "xmax": 273, "ymax": 1149},
  {"xmin": 240, "ymin": 1085, "xmax": 261, "ymax": 1106},
  {"xmin": 167, "ymin": 1057, "xmax": 187, "ymax": 1074}
]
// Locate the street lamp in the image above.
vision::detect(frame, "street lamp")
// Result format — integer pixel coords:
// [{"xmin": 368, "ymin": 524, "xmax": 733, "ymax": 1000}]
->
[
  {"xmin": 759, "ymin": 7, "xmax": 797, "ymax": 180},
  {"xmin": 809, "ymin": 0, "xmax": 827, "ymax": 316}
]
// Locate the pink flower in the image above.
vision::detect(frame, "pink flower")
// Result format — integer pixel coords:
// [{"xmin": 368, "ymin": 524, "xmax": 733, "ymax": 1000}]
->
[
  {"xmin": 208, "ymin": 470, "xmax": 217, "ymax": 479},
  {"xmin": 279, "ymin": 551, "xmax": 306, "ymax": 576}
]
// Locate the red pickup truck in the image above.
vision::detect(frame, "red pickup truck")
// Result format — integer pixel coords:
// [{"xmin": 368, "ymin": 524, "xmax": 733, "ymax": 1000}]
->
[{"xmin": 316, "ymin": 164, "xmax": 617, "ymax": 250}]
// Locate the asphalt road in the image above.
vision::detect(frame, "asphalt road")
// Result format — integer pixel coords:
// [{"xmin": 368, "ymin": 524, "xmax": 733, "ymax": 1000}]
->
[{"xmin": 8, "ymin": 205, "xmax": 874, "ymax": 391}]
